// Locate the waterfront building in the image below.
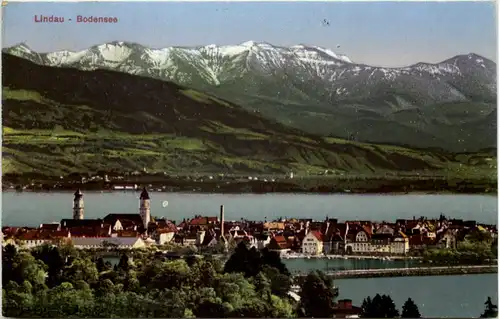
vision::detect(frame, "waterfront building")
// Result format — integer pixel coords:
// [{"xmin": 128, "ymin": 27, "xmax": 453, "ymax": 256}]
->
[{"xmin": 302, "ymin": 230, "xmax": 324, "ymax": 255}]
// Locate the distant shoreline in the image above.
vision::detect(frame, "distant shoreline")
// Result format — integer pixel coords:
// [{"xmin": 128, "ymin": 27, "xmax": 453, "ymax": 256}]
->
[
  {"xmin": 3, "ymin": 173, "xmax": 496, "ymax": 195},
  {"xmin": 2, "ymin": 188, "xmax": 497, "ymax": 196}
]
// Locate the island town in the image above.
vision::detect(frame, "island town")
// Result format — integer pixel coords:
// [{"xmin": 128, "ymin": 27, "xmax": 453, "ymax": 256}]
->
[{"xmin": 2, "ymin": 188, "xmax": 497, "ymax": 260}]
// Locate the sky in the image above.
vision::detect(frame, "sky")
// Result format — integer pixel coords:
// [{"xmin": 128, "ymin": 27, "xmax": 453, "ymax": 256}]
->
[{"xmin": 2, "ymin": 1, "xmax": 497, "ymax": 67}]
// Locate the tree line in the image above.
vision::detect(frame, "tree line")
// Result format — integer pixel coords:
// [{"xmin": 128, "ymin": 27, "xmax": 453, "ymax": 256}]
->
[{"xmin": 2, "ymin": 242, "xmax": 498, "ymax": 318}]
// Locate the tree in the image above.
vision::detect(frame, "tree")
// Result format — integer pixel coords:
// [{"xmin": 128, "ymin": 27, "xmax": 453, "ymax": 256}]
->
[
  {"xmin": 2, "ymin": 244, "xmax": 298, "ymax": 318},
  {"xmin": 466, "ymin": 229, "xmax": 493, "ymax": 243},
  {"xmin": 401, "ymin": 298, "xmax": 421, "ymax": 318},
  {"xmin": 31, "ymin": 244, "xmax": 65, "ymax": 287},
  {"xmin": 299, "ymin": 271, "xmax": 336, "ymax": 318},
  {"xmin": 117, "ymin": 254, "xmax": 130, "ymax": 272},
  {"xmin": 95, "ymin": 257, "xmax": 108, "ymax": 273},
  {"xmin": 361, "ymin": 294, "xmax": 400, "ymax": 318},
  {"xmin": 2, "ymin": 244, "xmax": 18, "ymax": 285},
  {"xmin": 62, "ymin": 257, "xmax": 99, "ymax": 285},
  {"xmin": 480, "ymin": 297, "xmax": 498, "ymax": 318},
  {"xmin": 224, "ymin": 242, "xmax": 291, "ymax": 279}
]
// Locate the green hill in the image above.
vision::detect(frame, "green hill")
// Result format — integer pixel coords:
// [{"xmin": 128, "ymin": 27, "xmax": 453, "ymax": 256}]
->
[{"xmin": 1, "ymin": 53, "xmax": 495, "ymax": 179}]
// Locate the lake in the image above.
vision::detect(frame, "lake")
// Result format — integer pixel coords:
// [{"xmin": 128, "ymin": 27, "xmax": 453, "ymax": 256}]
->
[
  {"xmin": 283, "ymin": 257, "xmax": 420, "ymax": 273},
  {"xmin": 2, "ymin": 191, "xmax": 497, "ymax": 226},
  {"xmin": 284, "ymin": 259, "xmax": 497, "ymax": 317},
  {"xmin": 2, "ymin": 192, "xmax": 498, "ymax": 317},
  {"xmin": 336, "ymin": 274, "xmax": 498, "ymax": 318}
]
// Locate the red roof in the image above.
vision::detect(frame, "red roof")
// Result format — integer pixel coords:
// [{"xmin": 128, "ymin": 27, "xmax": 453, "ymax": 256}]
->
[
  {"xmin": 40, "ymin": 224, "xmax": 60, "ymax": 231},
  {"xmin": 189, "ymin": 216, "xmax": 218, "ymax": 226},
  {"xmin": 70, "ymin": 227, "xmax": 110, "ymax": 238},
  {"xmin": 17, "ymin": 230, "xmax": 68, "ymax": 240},
  {"xmin": 270, "ymin": 235, "xmax": 288, "ymax": 249},
  {"xmin": 310, "ymin": 230, "xmax": 323, "ymax": 241}
]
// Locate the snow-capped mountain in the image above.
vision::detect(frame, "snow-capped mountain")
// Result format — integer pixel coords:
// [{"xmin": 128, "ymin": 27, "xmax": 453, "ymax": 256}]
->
[
  {"xmin": 5, "ymin": 40, "xmax": 496, "ymax": 106},
  {"xmin": 3, "ymin": 41, "xmax": 497, "ymax": 151}
]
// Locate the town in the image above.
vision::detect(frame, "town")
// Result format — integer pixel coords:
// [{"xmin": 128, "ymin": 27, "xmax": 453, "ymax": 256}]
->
[{"xmin": 2, "ymin": 188, "xmax": 497, "ymax": 258}]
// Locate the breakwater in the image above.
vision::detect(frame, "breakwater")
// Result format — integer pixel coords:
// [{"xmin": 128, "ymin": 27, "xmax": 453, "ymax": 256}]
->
[{"xmin": 292, "ymin": 265, "xmax": 498, "ymax": 280}]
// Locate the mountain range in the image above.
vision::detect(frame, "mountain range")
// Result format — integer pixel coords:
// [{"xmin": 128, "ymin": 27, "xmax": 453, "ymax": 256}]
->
[
  {"xmin": 3, "ymin": 52, "xmax": 496, "ymax": 179},
  {"xmin": 4, "ymin": 41, "xmax": 497, "ymax": 152}
]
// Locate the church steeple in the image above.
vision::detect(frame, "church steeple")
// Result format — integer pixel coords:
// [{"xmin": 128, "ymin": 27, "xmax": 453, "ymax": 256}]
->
[
  {"xmin": 140, "ymin": 187, "xmax": 150, "ymax": 200},
  {"xmin": 139, "ymin": 187, "xmax": 151, "ymax": 229},
  {"xmin": 73, "ymin": 189, "xmax": 84, "ymax": 220}
]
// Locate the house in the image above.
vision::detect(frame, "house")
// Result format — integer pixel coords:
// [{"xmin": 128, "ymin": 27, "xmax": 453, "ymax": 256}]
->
[
  {"xmin": 321, "ymin": 219, "xmax": 338, "ymax": 254},
  {"xmin": 268, "ymin": 235, "xmax": 289, "ymax": 254},
  {"xmin": 200, "ymin": 229, "xmax": 219, "ymax": 248},
  {"xmin": 375, "ymin": 224, "xmax": 395, "ymax": 235},
  {"xmin": 263, "ymin": 222, "xmax": 285, "ymax": 231},
  {"xmin": 329, "ymin": 223, "xmax": 349, "ymax": 254},
  {"xmin": 370, "ymin": 233, "xmax": 392, "ymax": 254},
  {"xmin": 17, "ymin": 229, "xmax": 70, "ymax": 249},
  {"xmin": 437, "ymin": 229, "xmax": 457, "ymax": 249},
  {"xmin": 345, "ymin": 225, "xmax": 371, "ymax": 254},
  {"xmin": 182, "ymin": 233, "xmax": 198, "ymax": 246},
  {"xmin": 70, "ymin": 225, "xmax": 111, "ymax": 238},
  {"xmin": 254, "ymin": 233, "xmax": 271, "ymax": 250},
  {"xmin": 18, "ymin": 232, "xmax": 52, "ymax": 249},
  {"xmin": 189, "ymin": 216, "xmax": 218, "ymax": 228},
  {"xmin": 333, "ymin": 299, "xmax": 362, "ymax": 318},
  {"xmin": 390, "ymin": 231, "xmax": 409, "ymax": 254},
  {"xmin": 408, "ymin": 233, "xmax": 437, "ymax": 251},
  {"xmin": 155, "ymin": 229, "xmax": 176, "ymax": 245},
  {"xmin": 60, "ymin": 218, "xmax": 104, "ymax": 230},
  {"xmin": 40, "ymin": 223, "xmax": 61, "ymax": 231},
  {"xmin": 302, "ymin": 231, "xmax": 323, "ymax": 255},
  {"xmin": 103, "ymin": 214, "xmax": 146, "ymax": 233}
]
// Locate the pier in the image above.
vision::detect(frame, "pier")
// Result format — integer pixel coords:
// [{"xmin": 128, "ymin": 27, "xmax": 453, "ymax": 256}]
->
[{"xmin": 292, "ymin": 265, "xmax": 498, "ymax": 280}]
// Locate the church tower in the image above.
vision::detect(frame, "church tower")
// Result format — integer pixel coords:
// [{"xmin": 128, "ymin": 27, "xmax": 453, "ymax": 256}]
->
[
  {"xmin": 73, "ymin": 189, "xmax": 84, "ymax": 220},
  {"xmin": 139, "ymin": 187, "xmax": 151, "ymax": 229}
]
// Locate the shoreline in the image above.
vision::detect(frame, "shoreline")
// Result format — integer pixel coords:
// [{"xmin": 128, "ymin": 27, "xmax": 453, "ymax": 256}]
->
[
  {"xmin": 292, "ymin": 265, "xmax": 498, "ymax": 280},
  {"xmin": 2, "ymin": 189, "xmax": 497, "ymax": 196},
  {"xmin": 283, "ymin": 254, "xmax": 423, "ymax": 261}
]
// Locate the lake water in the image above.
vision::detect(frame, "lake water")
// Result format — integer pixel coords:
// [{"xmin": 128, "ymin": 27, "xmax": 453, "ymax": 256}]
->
[
  {"xmin": 336, "ymin": 274, "xmax": 498, "ymax": 318},
  {"xmin": 284, "ymin": 259, "xmax": 497, "ymax": 317},
  {"xmin": 2, "ymin": 191, "xmax": 497, "ymax": 226},
  {"xmin": 283, "ymin": 257, "xmax": 420, "ymax": 273},
  {"xmin": 2, "ymin": 192, "xmax": 498, "ymax": 317}
]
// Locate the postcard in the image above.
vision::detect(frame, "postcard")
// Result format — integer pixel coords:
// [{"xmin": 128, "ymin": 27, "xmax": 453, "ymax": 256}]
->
[{"xmin": 2, "ymin": 1, "xmax": 497, "ymax": 318}]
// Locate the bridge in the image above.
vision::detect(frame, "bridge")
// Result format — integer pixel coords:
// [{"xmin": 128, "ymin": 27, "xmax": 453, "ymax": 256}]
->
[{"xmin": 292, "ymin": 265, "xmax": 498, "ymax": 280}]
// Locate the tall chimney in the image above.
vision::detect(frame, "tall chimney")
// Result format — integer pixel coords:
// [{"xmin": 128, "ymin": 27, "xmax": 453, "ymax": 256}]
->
[{"xmin": 220, "ymin": 205, "xmax": 225, "ymax": 239}]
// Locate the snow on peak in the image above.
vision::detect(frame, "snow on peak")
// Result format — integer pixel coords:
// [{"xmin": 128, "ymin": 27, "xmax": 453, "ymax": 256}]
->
[
  {"xmin": 314, "ymin": 46, "xmax": 353, "ymax": 63},
  {"xmin": 97, "ymin": 42, "xmax": 133, "ymax": 62},
  {"xmin": 11, "ymin": 42, "xmax": 33, "ymax": 54},
  {"xmin": 240, "ymin": 40, "xmax": 258, "ymax": 47}
]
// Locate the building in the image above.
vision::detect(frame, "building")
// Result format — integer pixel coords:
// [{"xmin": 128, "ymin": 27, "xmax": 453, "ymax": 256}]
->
[
  {"xmin": 302, "ymin": 230, "xmax": 324, "ymax": 255},
  {"xmin": 17, "ymin": 230, "xmax": 70, "ymax": 249},
  {"xmin": 345, "ymin": 226, "xmax": 371, "ymax": 254},
  {"xmin": 139, "ymin": 187, "xmax": 151, "ymax": 229},
  {"xmin": 390, "ymin": 231, "xmax": 410, "ymax": 254},
  {"xmin": 268, "ymin": 235, "xmax": 289, "ymax": 254},
  {"xmin": 73, "ymin": 189, "xmax": 84, "ymax": 220},
  {"xmin": 333, "ymin": 299, "xmax": 362, "ymax": 318}
]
